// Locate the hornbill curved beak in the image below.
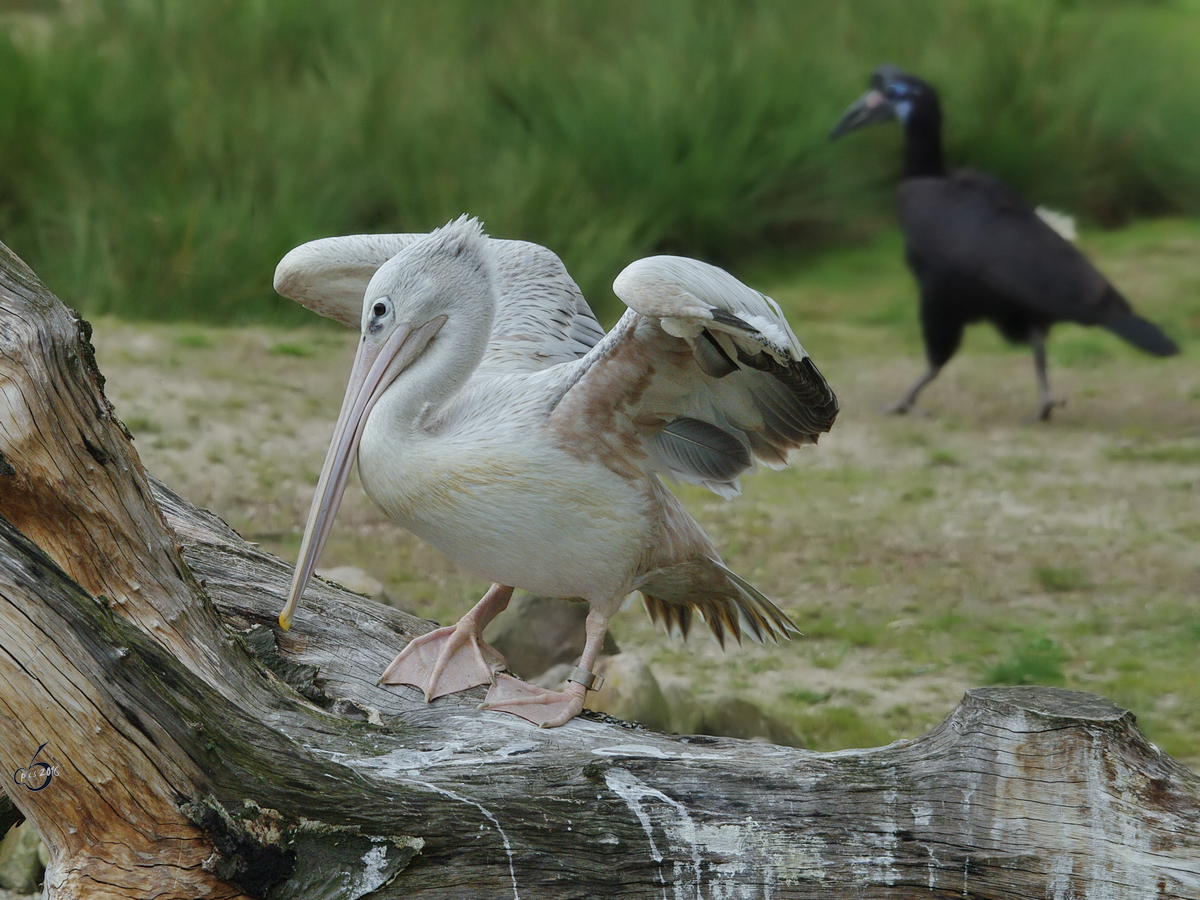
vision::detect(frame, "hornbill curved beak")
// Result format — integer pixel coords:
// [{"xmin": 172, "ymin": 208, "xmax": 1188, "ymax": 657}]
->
[{"xmin": 829, "ymin": 88, "xmax": 895, "ymax": 140}]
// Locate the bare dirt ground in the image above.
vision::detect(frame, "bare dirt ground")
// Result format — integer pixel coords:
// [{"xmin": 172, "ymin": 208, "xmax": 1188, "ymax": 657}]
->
[{"xmin": 88, "ymin": 308, "xmax": 1200, "ymax": 769}]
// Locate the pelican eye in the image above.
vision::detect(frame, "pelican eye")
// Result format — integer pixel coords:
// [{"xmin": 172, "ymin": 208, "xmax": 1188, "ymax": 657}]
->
[{"xmin": 366, "ymin": 297, "xmax": 392, "ymax": 335}]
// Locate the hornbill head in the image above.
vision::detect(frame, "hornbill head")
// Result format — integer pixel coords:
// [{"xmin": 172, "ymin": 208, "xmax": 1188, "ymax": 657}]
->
[{"xmin": 830, "ymin": 65, "xmax": 939, "ymax": 139}]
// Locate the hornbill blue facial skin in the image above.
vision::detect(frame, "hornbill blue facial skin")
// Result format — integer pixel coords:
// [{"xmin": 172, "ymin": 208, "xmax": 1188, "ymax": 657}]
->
[{"xmin": 832, "ymin": 65, "xmax": 1180, "ymax": 421}]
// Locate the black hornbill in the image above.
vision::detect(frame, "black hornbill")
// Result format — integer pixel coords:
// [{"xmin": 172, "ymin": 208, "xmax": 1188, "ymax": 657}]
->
[{"xmin": 831, "ymin": 66, "xmax": 1179, "ymax": 421}]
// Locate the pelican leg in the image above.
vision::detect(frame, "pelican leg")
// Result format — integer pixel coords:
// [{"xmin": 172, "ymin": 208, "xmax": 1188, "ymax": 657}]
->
[
  {"xmin": 379, "ymin": 583, "xmax": 513, "ymax": 700},
  {"xmin": 480, "ymin": 605, "xmax": 611, "ymax": 728}
]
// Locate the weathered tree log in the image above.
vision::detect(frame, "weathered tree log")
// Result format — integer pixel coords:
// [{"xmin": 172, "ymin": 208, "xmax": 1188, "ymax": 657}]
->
[{"xmin": 0, "ymin": 238, "xmax": 1198, "ymax": 900}]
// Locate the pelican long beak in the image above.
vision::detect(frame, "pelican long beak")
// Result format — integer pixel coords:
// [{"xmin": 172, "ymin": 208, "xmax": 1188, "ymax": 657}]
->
[
  {"xmin": 829, "ymin": 88, "xmax": 895, "ymax": 140},
  {"xmin": 279, "ymin": 315, "xmax": 447, "ymax": 630}
]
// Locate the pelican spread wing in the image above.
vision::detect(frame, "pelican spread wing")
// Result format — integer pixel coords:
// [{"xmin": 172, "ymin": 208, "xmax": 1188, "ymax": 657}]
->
[
  {"xmin": 273, "ymin": 225, "xmax": 604, "ymax": 373},
  {"xmin": 552, "ymin": 255, "xmax": 839, "ymax": 499}
]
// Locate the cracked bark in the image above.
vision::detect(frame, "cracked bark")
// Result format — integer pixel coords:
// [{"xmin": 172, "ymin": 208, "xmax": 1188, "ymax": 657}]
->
[{"xmin": 1, "ymin": 239, "xmax": 1198, "ymax": 899}]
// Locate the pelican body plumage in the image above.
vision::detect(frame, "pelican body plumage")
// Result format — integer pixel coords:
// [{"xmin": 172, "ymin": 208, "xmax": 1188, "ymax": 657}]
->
[{"xmin": 275, "ymin": 217, "xmax": 838, "ymax": 726}]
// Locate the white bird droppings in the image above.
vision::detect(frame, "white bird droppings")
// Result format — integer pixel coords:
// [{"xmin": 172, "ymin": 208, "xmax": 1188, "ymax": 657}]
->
[{"xmin": 603, "ymin": 767, "xmax": 831, "ymax": 900}]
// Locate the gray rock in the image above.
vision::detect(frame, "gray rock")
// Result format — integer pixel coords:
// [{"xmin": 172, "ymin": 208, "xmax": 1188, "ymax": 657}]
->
[
  {"xmin": 531, "ymin": 662, "xmax": 574, "ymax": 690},
  {"xmin": 661, "ymin": 681, "xmax": 705, "ymax": 736},
  {"xmin": 0, "ymin": 822, "xmax": 43, "ymax": 893},
  {"xmin": 584, "ymin": 653, "xmax": 670, "ymax": 732},
  {"xmin": 317, "ymin": 566, "xmax": 386, "ymax": 601},
  {"xmin": 485, "ymin": 595, "xmax": 618, "ymax": 680},
  {"xmin": 694, "ymin": 695, "xmax": 806, "ymax": 747}
]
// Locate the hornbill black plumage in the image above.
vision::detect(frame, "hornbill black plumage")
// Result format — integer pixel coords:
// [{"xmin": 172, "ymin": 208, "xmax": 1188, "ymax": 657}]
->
[{"xmin": 831, "ymin": 66, "xmax": 1179, "ymax": 421}]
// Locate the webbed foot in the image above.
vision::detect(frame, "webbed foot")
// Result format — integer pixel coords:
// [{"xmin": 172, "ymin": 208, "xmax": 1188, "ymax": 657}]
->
[
  {"xmin": 479, "ymin": 673, "xmax": 590, "ymax": 728},
  {"xmin": 379, "ymin": 620, "xmax": 507, "ymax": 700}
]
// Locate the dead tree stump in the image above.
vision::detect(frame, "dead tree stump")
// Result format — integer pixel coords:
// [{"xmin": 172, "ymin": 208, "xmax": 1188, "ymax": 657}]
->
[{"xmin": 1, "ymin": 239, "xmax": 1197, "ymax": 899}]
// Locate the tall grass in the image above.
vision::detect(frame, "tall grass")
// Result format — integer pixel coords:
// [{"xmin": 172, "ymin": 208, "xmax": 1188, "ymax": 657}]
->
[{"xmin": 2, "ymin": 0, "xmax": 1200, "ymax": 322}]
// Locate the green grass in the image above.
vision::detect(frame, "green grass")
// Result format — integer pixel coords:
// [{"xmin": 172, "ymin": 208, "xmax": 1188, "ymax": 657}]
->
[
  {"xmin": 1033, "ymin": 565, "xmax": 1091, "ymax": 593},
  {"xmin": 6, "ymin": 2, "xmax": 1200, "ymax": 323},
  {"xmin": 928, "ymin": 449, "xmax": 960, "ymax": 468},
  {"xmin": 985, "ymin": 634, "xmax": 1069, "ymax": 687},
  {"xmin": 784, "ymin": 688, "xmax": 833, "ymax": 705},
  {"xmin": 121, "ymin": 412, "xmax": 160, "ymax": 435},
  {"xmin": 790, "ymin": 705, "xmax": 896, "ymax": 751},
  {"xmin": 269, "ymin": 342, "xmax": 317, "ymax": 358},
  {"xmin": 173, "ymin": 332, "xmax": 216, "ymax": 349},
  {"xmin": 1106, "ymin": 443, "xmax": 1200, "ymax": 465}
]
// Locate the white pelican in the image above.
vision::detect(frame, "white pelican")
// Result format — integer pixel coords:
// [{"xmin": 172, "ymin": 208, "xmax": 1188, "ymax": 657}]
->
[{"xmin": 275, "ymin": 217, "xmax": 838, "ymax": 727}]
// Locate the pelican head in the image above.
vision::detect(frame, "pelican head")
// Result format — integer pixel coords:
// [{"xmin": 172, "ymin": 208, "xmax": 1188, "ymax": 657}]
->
[{"xmin": 279, "ymin": 217, "xmax": 496, "ymax": 629}]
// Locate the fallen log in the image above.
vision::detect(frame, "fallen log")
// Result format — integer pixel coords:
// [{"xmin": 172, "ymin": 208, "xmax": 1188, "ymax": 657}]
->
[{"xmin": 0, "ymin": 239, "xmax": 1197, "ymax": 899}]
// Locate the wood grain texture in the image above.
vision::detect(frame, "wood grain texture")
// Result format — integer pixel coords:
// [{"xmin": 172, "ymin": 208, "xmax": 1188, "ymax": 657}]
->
[{"xmin": 1, "ymin": 239, "xmax": 1198, "ymax": 899}]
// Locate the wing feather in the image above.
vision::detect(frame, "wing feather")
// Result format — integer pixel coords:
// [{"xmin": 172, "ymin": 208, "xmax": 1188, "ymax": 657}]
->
[
  {"xmin": 643, "ymin": 417, "xmax": 752, "ymax": 499},
  {"xmin": 273, "ymin": 222, "xmax": 604, "ymax": 372},
  {"xmin": 607, "ymin": 255, "xmax": 838, "ymax": 495},
  {"xmin": 550, "ymin": 255, "xmax": 837, "ymax": 497},
  {"xmin": 274, "ymin": 233, "xmax": 421, "ymax": 328}
]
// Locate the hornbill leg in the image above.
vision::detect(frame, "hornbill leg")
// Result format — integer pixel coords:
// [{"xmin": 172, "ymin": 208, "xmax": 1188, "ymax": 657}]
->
[
  {"xmin": 881, "ymin": 365, "xmax": 940, "ymax": 415},
  {"xmin": 1029, "ymin": 328, "xmax": 1065, "ymax": 422}
]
